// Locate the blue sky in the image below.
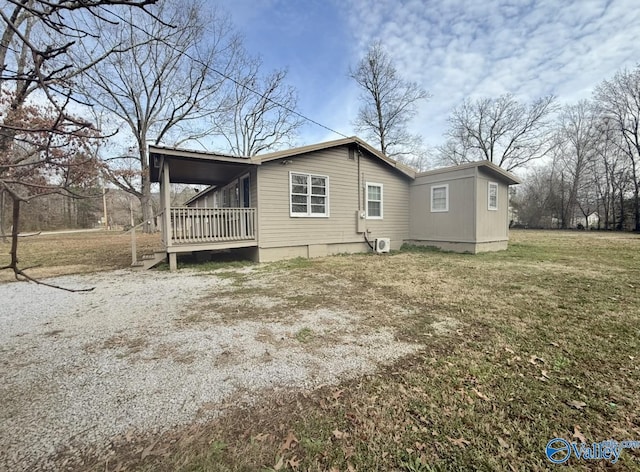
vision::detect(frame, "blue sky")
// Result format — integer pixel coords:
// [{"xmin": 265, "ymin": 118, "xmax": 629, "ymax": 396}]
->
[{"xmin": 222, "ymin": 0, "xmax": 640, "ymax": 150}]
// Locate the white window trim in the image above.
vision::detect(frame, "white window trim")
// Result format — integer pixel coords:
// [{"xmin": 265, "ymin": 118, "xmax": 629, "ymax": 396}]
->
[
  {"xmin": 365, "ymin": 182, "xmax": 383, "ymax": 219},
  {"xmin": 488, "ymin": 182, "xmax": 498, "ymax": 211},
  {"xmin": 431, "ymin": 184, "xmax": 449, "ymax": 212},
  {"xmin": 289, "ymin": 172, "xmax": 330, "ymax": 218}
]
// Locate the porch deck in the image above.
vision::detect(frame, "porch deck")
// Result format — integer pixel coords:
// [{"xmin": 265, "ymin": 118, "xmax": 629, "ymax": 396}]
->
[
  {"xmin": 159, "ymin": 207, "xmax": 257, "ymax": 268},
  {"xmin": 148, "ymin": 146, "xmax": 261, "ymax": 270}
]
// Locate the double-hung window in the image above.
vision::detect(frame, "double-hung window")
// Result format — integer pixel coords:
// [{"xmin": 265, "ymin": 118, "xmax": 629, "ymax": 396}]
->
[
  {"xmin": 366, "ymin": 182, "xmax": 383, "ymax": 219},
  {"xmin": 431, "ymin": 184, "xmax": 449, "ymax": 212},
  {"xmin": 290, "ymin": 172, "xmax": 329, "ymax": 217},
  {"xmin": 488, "ymin": 182, "xmax": 498, "ymax": 210}
]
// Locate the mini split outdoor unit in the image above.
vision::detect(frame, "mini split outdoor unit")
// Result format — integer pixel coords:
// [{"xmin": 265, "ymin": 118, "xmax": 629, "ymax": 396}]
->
[{"xmin": 375, "ymin": 238, "xmax": 391, "ymax": 253}]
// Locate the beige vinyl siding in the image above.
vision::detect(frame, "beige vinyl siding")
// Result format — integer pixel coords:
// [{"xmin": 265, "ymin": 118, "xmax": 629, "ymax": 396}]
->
[
  {"xmin": 359, "ymin": 154, "xmax": 409, "ymax": 247},
  {"xmin": 475, "ymin": 170, "xmax": 509, "ymax": 242},
  {"xmin": 409, "ymin": 169, "xmax": 476, "ymax": 243},
  {"xmin": 189, "ymin": 192, "xmax": 215, "ymax": 208},
  {"xmin": 256, "ymin": 145, "xmax": 410, "ymax": 250}
]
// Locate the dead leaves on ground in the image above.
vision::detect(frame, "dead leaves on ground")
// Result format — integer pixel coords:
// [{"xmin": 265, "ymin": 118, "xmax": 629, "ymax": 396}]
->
[
  {"xmin": 471, "ymin": 387, "xmax": 490, "ymax": 401},
  {"xmin": 332, "ymin": 429, "xmax": 349, "ymax": 440},
  {"xmin": 497, "ymin": 436, "xmax": 510, "ymax": 449},
  {"xmin": 567, "ymin": 399, "xmax": 587, "ymax": 410},
  {"xmin": 279, "ymin": 431, "xmax": 298, "ymax": 452},
  {"xmin": 572, "ymin": 425, "xmax": 587, "ymax": 443},
  {"xmin": 447, "ymin": 436, "xmax": 471, "ymax": 448}
]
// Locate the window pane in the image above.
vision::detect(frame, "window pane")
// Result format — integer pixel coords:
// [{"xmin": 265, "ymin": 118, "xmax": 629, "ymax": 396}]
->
[
  {"xmin": 311, "ymin": 186, "xmax": 326, "ymax": 196},
  {"xmin": 369, "ymin": 201, "xmax": 381, "ymax": 217},
  {"xmin": 292, "ymin": 195, "xmax": 307, "ymax": 204},
  {"xmin": 311, "ymin": 204, "xmax": 325, "ymax": 214},
  {"xmin": 292, "ymin": 184, "xmax": 307, "ymax": 194},
  {"xmin": 291, "ymin": 174, "xmax": 307, "ymax": 185},
  {"xmin": 292, "ymin": 204, "xmax": 307, "ymax": 213},
  {"xmin": 310, "ymin": 196, "xmax": 325, "ymax": 204},
  {"xmin": 311, "ymin": 176, "xmax": 326, "ymax": 186},
  {"xmin": 368, "ymin": 186, "xmax": 381, "ymax": 201}
]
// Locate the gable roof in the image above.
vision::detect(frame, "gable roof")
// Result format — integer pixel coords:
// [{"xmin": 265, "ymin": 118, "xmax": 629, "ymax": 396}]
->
[
  {"xmin": 149, "ymin": 137, "xmax": 416, "ymax": 184},
  {"xmin": 416, "ymin": 160, "xmax": 521, "ymax": 185},
  {"xmin": 253, "ymin": 137, "xmax": 416, "ymax": 179}
]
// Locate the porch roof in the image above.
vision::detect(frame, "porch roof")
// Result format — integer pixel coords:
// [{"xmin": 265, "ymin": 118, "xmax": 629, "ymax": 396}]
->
[{"xmin": 149, "ymin": 145, "xmax": 259, "ymax": 186}]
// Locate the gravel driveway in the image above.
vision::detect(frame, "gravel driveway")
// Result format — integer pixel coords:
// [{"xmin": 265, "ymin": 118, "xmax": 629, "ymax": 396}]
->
[{"xmin": 0, "ymin": 268, "xmax": 419, "ymax": 471}]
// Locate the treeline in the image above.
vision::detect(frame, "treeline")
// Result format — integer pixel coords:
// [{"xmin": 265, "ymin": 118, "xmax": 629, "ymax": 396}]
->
[{"xmin": 437, "ymin": 65, "xmax": 640, "ymax": 232}]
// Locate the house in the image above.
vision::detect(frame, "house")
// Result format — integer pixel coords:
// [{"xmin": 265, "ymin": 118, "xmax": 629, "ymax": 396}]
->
[{"xmin": 147, "ymin": 137, "xmax": 520, "ymax": 270}]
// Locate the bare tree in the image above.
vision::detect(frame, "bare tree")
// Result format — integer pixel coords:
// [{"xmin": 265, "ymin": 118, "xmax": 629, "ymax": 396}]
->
[
  {"xmin": 594, "ymin": 65, "xmax": 640, "ymax": 231},
  {"xmin": 590, "ymin": 115, "xmax": 629, "ymax": 229},
  {"xmin": 553, "ymin": 101, "xmax": 599, "ymax": 228},
  {"xmin": 511, "ymin": 164, "xmax": 561, "ymax": 228},
  {"xmin": 0, "ymin": 0, "xmax": 157, "ymax": 288},
  {"xmin": 77, "ymin": 0, "xmax": 242, "ymax": 232},
  {"xmin": 213, "ymin": 55, "xmax": 303, "ymax": 156},
  {"xmin": 440, "ymin": 94, "xmax": 557, "ymax": 171},
  {"xmin": 350, "ymin": 41, "xmax": 429, "ymax": 159}
]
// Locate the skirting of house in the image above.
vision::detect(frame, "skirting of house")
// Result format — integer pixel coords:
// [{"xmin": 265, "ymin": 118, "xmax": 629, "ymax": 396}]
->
[
  {"xmin": 403, "ymin": 239, "xmax": 508, "ymax": 254},
  {"xmin": 161, "ymin": 238, "xmax": 508, "ymax": 269},
  {"xmin": 232, "ymin": 239, "xmax": 508, "ymax": 263},
  {"xmin": 255, "ymin": 241, "xmax": 390, "ymax": 262}
]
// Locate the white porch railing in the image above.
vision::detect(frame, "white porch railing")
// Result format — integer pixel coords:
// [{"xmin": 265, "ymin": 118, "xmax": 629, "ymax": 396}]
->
[{"xmin": 169, "ymin": 207, "xmax": 256, "ymax": 244}]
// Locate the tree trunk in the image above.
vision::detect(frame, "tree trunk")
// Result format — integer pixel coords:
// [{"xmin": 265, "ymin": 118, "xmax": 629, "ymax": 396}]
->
[
  {"xmin": 0, "ymin": 190, "xmax": 6, "ymax": 242},
  {"xmin": 141, "ymin": 194, "xmax": 155, "ymax": 233},
  {"xmin": 619, "ymin": 191, "xmax": 625, "ymax": 230},
  {"xmin": 9, "ymin": 196, "xmax": 20, "ymax": 269}
]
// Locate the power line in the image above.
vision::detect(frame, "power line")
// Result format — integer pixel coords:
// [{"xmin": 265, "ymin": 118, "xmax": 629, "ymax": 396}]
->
[{"xmin": 99, "ymin": 7, "xmax": 350, "ymax": 140}]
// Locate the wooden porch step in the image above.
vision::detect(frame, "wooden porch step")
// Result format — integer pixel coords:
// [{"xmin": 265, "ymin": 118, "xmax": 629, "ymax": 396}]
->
[{"xmin": 132, "ymin": 251, "xmax": 167, "ymax": 271}]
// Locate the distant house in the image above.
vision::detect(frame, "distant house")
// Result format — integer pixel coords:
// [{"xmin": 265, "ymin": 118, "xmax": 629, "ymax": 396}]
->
[
  {"xmin": 586, "ymin": 212, "xmax": 600, "ymax": 228},
  {"xmin": 147, "ymin": 137, "xmax": 520, "ymax": 270}
]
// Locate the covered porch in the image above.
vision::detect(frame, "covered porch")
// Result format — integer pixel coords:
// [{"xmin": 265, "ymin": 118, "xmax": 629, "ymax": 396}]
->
[{"xmin": 149, "ymin": 145, "xmax": 260, "ymax": 270}]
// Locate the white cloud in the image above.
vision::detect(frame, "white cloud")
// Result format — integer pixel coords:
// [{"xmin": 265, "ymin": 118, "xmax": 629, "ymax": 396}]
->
[{"xmin": 343, "ymin": 0, "xmax": 640, "ymax": 146}]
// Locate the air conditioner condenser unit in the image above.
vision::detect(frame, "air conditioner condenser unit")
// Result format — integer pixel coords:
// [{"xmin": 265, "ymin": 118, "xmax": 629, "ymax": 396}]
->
[{"xmin": 375, "ymin": 238, "xmax": 390, "ymax": 253}]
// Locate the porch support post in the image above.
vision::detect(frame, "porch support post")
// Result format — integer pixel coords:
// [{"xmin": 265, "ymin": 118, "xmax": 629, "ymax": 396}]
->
[
  {"xmin": 162, "ymin": 159, "xmax": 172, "ymax": 249},
  {"xmin": 169, "ymin": 252, "xmax": 177, "ymax": 271}
]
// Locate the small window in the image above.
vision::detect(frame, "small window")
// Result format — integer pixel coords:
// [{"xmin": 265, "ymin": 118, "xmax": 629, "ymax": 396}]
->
[
  {"xmin": 290, "ymin": 172, "xmax": 329, "ymax": 217},
  {"xmin": 488, "ymin": 182, "xmax": 498, "ymax": 210},
  {"xmin": 366, "ymin": 182, "xmax": 383, "ymax": 219},
  {"xmin": 431, "ymin": 184, "xmax": 449, "ymax": 212}
]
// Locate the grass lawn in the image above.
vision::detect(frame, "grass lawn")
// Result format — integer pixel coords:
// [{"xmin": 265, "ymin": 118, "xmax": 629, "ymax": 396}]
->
[
  {"xmin": 3, "ymin": 230, "xmax": 640, "ymax": 470},
  {"xmin": 0, "ymin": 230, "xmax": 160, "ymax": 282}
]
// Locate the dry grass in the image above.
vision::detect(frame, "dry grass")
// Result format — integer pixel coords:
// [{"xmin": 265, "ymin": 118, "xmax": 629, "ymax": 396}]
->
[
  {"xmin": 0, "ymin": 230, "xmax": 161, "ymax": 282},
  {"xmin": 8, "ymin": 229, "xmax": 640, "ymax": 470}
]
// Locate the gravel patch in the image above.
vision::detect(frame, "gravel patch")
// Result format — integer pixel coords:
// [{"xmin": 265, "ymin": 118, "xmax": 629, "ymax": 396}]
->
[{"xmin": 0, "ymin": 269, "xmax": 420, "ymax": 471}]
